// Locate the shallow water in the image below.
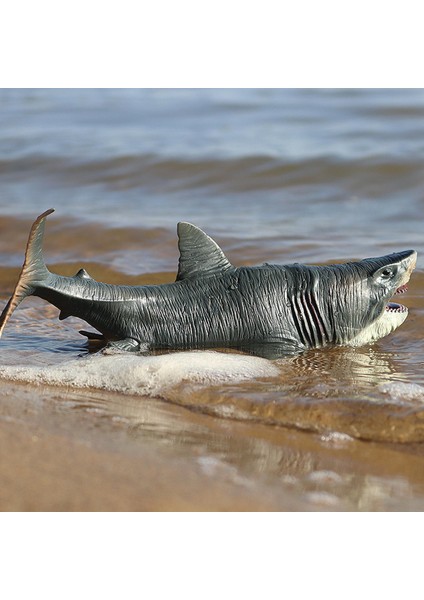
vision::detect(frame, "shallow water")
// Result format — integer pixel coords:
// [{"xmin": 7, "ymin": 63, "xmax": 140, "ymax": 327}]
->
[{"xmin": 1, "ymin": 89, "xmax": 424, "ymax": 510}]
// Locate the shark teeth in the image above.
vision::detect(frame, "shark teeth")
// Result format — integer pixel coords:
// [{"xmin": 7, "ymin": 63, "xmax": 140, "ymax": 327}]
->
[
  {"xmin": 395, "ymin": 284, "xmax": 408, "ymax": 294},
  {"xmin": 386, "ymin": 283, "xmax": 410, "ymax": 313},
  {"xmin": 385, "ymin": 302, "xmax": 408, "ymax": 313}
]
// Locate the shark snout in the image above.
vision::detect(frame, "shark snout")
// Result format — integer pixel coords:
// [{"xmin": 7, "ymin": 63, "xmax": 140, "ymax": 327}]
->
[{"xmin": 399, "ymin": 250, "xmax": 417, "ymax": 285}]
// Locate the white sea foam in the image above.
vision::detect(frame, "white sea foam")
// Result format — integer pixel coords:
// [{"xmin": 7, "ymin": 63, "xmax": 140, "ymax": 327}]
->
[
  {"xmin": 379, "ymin": 381, "xmax": 424, "ymax": 402},
  {"xmin": 0, "ymin": 351, "xmax": 279, "ymax": 398}
]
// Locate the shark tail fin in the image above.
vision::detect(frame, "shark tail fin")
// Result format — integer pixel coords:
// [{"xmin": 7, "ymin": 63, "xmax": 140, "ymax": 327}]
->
[{"xmin": 0, "ymin": 209, "xmax": 54, "ymax": 338}]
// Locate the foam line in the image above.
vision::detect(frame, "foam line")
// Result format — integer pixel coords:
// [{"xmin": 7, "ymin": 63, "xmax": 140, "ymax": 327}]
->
[
  {"xmin": 379, "ymin": 381, "xmax": 424, "ymax": 402},
  {"xmin": 0, "ymin": 351, "xmax": 279, "ymax": 397}
]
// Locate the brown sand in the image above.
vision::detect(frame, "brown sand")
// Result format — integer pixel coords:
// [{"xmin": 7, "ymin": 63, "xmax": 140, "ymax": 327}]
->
[
  {"xmin": 0, "ymin": 383, "xmax": 301, "ymax": 511},
  {"xmin": 2, "ymin": 381, "xmax": 424, "ymax": 511}
]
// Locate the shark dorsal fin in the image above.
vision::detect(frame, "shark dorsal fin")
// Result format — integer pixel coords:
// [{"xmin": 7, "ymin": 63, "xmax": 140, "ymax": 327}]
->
[{"xmin": 176, "ymin": 222, "xmax": 233, "ymax": 281}]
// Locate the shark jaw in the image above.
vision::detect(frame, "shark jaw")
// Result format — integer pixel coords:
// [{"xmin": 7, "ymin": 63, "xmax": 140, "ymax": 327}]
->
[
  {"xmin": 347, "ymin": 305, "xmax": 409, "ymax": 347},
  {"xmin": 347, "ymin": 250, "xmax": 417, "ymax": 347}
]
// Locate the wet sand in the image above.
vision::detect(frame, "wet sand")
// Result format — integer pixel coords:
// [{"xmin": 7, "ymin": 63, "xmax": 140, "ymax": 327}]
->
[
  {"xmin": 0, "ymin": 383, "xmax": 300, "ymax": 511},
  {"xmin": 2, "ymin": 379, "xmax": 424, "ymax": 511}
]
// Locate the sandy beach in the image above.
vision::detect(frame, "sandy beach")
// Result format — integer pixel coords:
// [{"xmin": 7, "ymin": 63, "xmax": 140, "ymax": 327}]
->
[
  {"xmin": 2, "ymin": 377, "xmax": 424, "ymax": 511},
  {"xmin": 0, "ymin": 381, "xmax": 300, "ymax": 511}
]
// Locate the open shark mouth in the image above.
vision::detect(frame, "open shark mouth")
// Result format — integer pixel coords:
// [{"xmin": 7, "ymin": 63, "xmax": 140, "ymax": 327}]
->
[{"xmin": 386, "ymin": 284, "xmax": 409, "ymax": 314}]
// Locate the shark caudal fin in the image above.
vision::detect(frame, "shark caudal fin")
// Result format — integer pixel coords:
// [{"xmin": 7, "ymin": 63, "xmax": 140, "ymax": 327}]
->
[{"xmin": 0, "ymin": 209, "xmax": 54, "ymax": 338}]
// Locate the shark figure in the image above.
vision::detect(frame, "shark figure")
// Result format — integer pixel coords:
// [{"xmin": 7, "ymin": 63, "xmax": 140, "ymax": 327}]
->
[{"xmin": 0, "ymin": 209, "xmax": 417, "ymax": 358}]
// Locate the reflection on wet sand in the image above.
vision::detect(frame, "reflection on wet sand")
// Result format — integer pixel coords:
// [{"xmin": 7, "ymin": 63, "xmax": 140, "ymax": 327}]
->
[{"xmin": 22, "ymin": 382, "xmax": 424, "ymax": 511}]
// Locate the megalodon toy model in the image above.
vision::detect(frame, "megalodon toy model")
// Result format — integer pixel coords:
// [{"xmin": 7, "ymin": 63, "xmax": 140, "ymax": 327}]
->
[{"xmin": 0, "ymin": 209, "xmax": 417, "ymax": 358}]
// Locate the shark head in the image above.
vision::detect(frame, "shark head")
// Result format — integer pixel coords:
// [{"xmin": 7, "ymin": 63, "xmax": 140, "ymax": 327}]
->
[{"xmin": 326, "ymin": 249, "xmax": 417, "ymax": 347}]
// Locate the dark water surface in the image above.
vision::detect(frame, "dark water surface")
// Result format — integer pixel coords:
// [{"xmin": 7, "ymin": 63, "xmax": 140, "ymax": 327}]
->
[{"xmin": 1, "ymin": 89, "xmax": 424, "ymax": 510}]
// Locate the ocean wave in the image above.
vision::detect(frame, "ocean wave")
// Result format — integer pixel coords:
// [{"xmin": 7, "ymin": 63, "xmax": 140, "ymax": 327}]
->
[{"xmin": 0, "ymin": 153, "xmax": 422, "ymax": 194}]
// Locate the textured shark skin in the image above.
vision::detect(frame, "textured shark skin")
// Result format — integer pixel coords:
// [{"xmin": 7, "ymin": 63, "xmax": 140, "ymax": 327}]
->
[{"xmin": 0, "ymin": 210, "xmax": 417, "ymax": 358}]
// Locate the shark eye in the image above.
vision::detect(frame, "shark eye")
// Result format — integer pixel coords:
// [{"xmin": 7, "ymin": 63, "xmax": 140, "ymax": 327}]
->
[
  {"xmin": 374, "ymin": 265, "xmax": 398, "ymax": 282},
  {"xmin": 382, "ymin": 268, "xmax": 393, "ymax": 278}
]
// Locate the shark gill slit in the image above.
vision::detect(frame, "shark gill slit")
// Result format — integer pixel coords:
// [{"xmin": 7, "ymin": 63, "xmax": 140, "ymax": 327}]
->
[
  {"xmin": 289, "ymin": 296, "xmax": 307, "ymax": 346},
  {"xmin": 293, "ymin": 295, "xmax": 313, "ymax": 347},
  {"xmin": 306, "ymin": 290, "xmax": 330, "ymax": 345},
  {"xmin": 288, "ymin": 297, "xmax": 305, "ymax": 345},
  {"xmin": 299, "ymin": 293, "xmax": 320, "ymax": 347},
  {"xmin": 300, "ymin": 294, "xmax": 321, "ymax": 347}
]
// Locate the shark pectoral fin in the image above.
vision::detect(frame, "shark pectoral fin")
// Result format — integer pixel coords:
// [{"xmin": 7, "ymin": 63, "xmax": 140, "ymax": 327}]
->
[{"xmin": 102, "ymin": 338, "xmax": 146, "ymax": 354}]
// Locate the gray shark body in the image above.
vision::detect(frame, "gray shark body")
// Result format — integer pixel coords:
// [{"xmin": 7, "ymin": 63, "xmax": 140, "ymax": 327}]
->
[{"xmin": 0, "ymin": 210, "xmax": 417, "ymax": 358}]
